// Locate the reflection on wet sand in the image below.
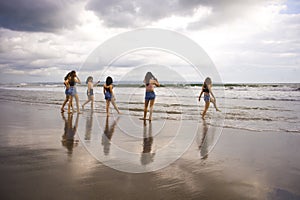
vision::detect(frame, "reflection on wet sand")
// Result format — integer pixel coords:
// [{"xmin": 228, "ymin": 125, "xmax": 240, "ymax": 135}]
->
[
  {"xmin": 102, "ymin": 116, "xmax": 119, "ymax": 155},
  {"xmin": 61, "ymin": 113, "xmax": 79, "ymax": 156},
  {"xmin": 197, "ymin": 119, "xmax": 209, "ymax": 159},
  {"xmin": 84, "ymin": 111, "xmax": 93, "ymax": 141},
  {"xmin": 141, "ymin": 120, "xmax": 155, "ymax": 165}
]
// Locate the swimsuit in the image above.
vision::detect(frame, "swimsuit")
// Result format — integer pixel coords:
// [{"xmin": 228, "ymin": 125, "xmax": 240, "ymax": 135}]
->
[
  {"xmin": 105, "ymin": 92, "xmax": 112, "ymax": 100},
  {"xmin": 203, "ymin": 86, "xmax": 210, "ymax": 102},
  {"xmin": 104, "ymin": 86, "xmax": 112, "ymax": 100},
  {"xmin": 87, "ymin": 89, "xmax": 94, "ymax": 96}
]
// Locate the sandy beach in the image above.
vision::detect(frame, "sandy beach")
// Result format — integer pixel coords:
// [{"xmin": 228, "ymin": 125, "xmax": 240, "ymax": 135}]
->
[{"xmin": 0, "ymin": 100, "xmax": 300, "ymax": 200}]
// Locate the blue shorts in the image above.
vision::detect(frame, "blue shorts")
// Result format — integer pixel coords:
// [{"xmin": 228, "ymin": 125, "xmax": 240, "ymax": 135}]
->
[
  {"xmin": 145, "ymin": 91, "xmax": 155, "ymax": 100},
  {"xmin": 105, "ymin": 92, "xmax": 112, "ymax": 100},
  {"xmin": 204, "ymin": 94, "xmax": 210, "ymax": 102},
  {"xmin": 69, "ymin": 87, "xmax": 77, "ymax": 96},
  {"xmin": 65, "ymin": 88, "xmax": 71, "ymax": 96}
]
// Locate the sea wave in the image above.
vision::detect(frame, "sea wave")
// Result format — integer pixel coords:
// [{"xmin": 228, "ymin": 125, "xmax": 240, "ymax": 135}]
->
[
  {"xmin": 226, "ymin": 96, "xmax": 300, "ymax": 102},
  {"xmin": 1, "ymin": 83, "xmax": 299, "ymax": 134}
]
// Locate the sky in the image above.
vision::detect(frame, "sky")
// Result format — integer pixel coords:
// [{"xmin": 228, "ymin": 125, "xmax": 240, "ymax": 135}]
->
[{"xmin": 0, "ymin": 0, "xmax": 299, "ymax": 83}]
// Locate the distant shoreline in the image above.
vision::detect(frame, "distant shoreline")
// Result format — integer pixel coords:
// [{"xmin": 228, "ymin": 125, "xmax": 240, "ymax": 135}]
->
[{"xmin": 1, "ymin": 81, "xmax": 300, "ymax": 88}]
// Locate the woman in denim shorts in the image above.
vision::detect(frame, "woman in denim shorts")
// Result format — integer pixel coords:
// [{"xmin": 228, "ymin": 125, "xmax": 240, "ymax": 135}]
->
[{"xmin": 143, "ymin": 72, "xmax": 160, "ymax": 121}]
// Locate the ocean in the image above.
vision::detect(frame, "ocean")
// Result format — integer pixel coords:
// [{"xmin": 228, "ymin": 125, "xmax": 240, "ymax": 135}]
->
[{"xmin": 0, "ymin": 82, "xmax": 299, "ymax": 134}]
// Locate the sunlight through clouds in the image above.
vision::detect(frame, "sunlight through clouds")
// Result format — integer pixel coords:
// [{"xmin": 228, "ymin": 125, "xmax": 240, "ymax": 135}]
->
[{"xmin": 0, "ymin": 0, "xmax": 299, "ymax": 83}]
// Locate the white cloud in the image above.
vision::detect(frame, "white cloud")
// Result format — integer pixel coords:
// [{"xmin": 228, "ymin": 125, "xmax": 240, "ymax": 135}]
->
[{"xmin": 0, "ymin": 0, "xmax": 299, "ymax": 83}]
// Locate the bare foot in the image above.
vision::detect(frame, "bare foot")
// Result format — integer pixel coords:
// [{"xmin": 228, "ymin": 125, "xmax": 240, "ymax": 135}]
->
[{"xmin": 61, "ymin": 108, "xmax": 65, "ymax": 113}]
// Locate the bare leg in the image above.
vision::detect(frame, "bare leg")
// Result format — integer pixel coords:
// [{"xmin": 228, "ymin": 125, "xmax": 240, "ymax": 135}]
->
[
  {"xmin": 61, "ymin": 96, "xmax": 69, "ymax": 112},
  {"xmin": 71, "ymin": 97, "xmax": 74, "ymax": 113},
  {"xmin": 91, "ymin": 96, "xmax": 94, "ymax": 110},
  {"xmin": 211, "ymin": 98, "xmax": 221, "ymax": 112},
  {"xmin": 82, "ymin": 99, "xmax": 91, "ymax": 110},
  {"xmin": 111, "ymin": 98, "xmax": 120, "ymax": 114},
  {"xmin": 106, "ymin": 100, "xmax": 110, "ymax": 116},
  {"xmin": 68, "ymin": 96, "xmax": 73, "ymax": 114},
  {"xmin": 143, "ymin": 100, "xmax": 150, "ymax": 119},
  {"xmin": 149, "ymin": 99, "xmax": 155, "ymax": 121},
  {"xmin": 75, "ymin": 94, "xmax": 81, "ymax": 114},
  {"xmin": 202, "ymin": 101, "xmax": 210, "ymax": 119}
]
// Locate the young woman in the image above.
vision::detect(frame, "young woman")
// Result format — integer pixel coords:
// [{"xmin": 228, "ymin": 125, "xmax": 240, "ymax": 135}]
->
[
  {"xmin": 67, "ymin": 71, "xmax": 81, "ymax": 114},
  {"xmin": 82, "ymin": 76, "xmax": 100, "ymax": 111},
  {"xmin": 143, "ymin": 72, "xmax": 160, "ymax": 121},
  {"xmin": 103, "ymin": 76, "xmax": 120, "ymax": 116},
  {"xmin": 61, "ymin": 72, "xmax": 74, "ymax": 113},
  {"xmin": 198, "ymin": 77, "xmax": 220, "ymax": 119}
]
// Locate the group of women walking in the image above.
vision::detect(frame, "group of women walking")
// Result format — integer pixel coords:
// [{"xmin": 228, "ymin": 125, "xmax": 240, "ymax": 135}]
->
[{"xmin": 61, "ymin": 70, "xmax": 219, "ymax": 120}]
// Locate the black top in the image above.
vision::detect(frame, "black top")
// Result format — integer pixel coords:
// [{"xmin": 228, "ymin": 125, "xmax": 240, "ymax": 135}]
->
[
  {"xmin": 202, "ymin": 86, "xmax": 209, "ymax": 93},
  {"xmin": 69, "ymin": 80, "xmax": 75, "ymax": 87}
]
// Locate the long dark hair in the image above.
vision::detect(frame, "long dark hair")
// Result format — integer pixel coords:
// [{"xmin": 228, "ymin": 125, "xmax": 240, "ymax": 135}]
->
[
  {"xmin": 69, "ymin": 71, "xmax": 76, "ymax": 82},
  {"xmin": 106, "ymin": 76, "xmax": 113, "ymax": 86},
  {"xmin": 64, "ymin": 72, "xmax": 71, "ymax": 81},
  {"xmin": 144, "ymin": 72, "xmax": 156, "ymax": 84}
]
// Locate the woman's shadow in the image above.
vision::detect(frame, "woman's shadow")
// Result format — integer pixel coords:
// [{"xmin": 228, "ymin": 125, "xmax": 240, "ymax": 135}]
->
[
  {"xmin": 140, "ymin": 120, "xmax": 155, "ymax": 165},
  {"xmin": 61, "ymin": 113, "xmax": 79, "ymax": 156}
]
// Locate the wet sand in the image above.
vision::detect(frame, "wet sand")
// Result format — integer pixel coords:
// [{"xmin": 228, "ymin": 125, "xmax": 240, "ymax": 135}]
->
[{"xmin": 0, "ymin": 101, "xmax": 300, "ymax": 200}]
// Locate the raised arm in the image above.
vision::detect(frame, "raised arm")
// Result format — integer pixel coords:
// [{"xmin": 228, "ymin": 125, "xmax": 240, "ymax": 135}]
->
[
  {"xmin": 75, "ymin": 76, "xmax": 81, "ymax": 84},
  {"xmin": 150, "ymin": 79, "xmax": 160, "ymax": 87},
  {"xmin": 154, "ymin": 79, "xmax": 160, "ymax": 87},
  {"xmin": 93, "ymin": 81, "xmax": 100, "ymax": 87}
]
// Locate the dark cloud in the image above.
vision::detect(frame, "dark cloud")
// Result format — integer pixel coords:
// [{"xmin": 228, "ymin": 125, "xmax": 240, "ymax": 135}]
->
[
  {"xmin": 0, "ymin": 0, "xmax": 83, "ymax": 32},
  {"xmin": 86, "ymin": 0, "xmax": 269, "ymax": 29},
  {"xmin": 85, "ymin": 0, "xmax": 194, "ymax": 28}
]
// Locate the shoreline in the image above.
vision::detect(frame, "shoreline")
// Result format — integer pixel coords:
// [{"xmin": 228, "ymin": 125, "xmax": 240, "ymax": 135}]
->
[{"xmin": 0, "ymin": 100, "xmax": 299, "ymax": 199}]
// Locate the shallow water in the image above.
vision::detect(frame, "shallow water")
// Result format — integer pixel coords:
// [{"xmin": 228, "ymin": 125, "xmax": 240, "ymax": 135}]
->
[{"xmin": 0, "ymin": 82, "xmax": 299, "ymax": 133}]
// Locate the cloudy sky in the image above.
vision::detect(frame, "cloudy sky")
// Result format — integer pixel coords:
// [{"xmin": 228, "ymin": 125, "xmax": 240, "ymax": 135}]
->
[{"xmin": 0, "ymin": 0, "xmax": 299, "ymax": 83}]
